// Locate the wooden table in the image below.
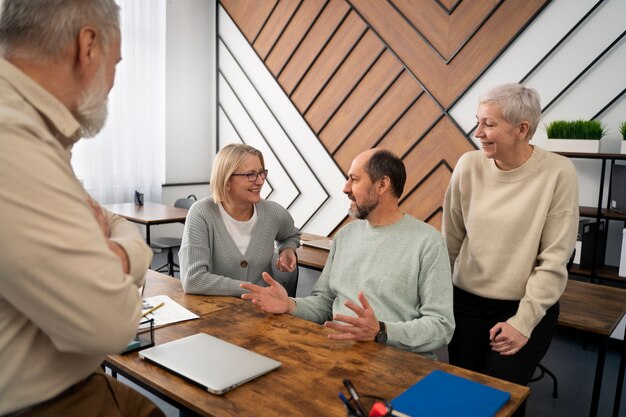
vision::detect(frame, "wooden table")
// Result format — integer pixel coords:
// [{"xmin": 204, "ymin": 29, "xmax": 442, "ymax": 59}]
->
[
  {"xmin": 295, "ymin": 239, "xmax": 626, "ymax": 417},
  {"xmin": 297, "ymin": 232, "xmax": 331, "ymax": 271},
  {"xmin": 558, "ymin": 279, "xmax": 626, "ymax": 417},
  {"xmin": 105, "ymin": 271, "xmax": 529, "ymax": 417},
  {"xmin": 104, "ymin": 202, "xmax": 189, "ymax": 245},
  {"xmin": 142, "ymin": 270, "xmax": 243, "ymax": 317}
]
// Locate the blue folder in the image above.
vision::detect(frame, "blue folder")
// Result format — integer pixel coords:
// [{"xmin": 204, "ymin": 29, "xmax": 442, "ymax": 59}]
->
[{"xmin": 391, "ymin": 370, "xmax": 511, "ymax": 417}]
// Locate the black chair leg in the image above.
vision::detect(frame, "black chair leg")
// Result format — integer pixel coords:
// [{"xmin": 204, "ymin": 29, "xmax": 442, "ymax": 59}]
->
[
  {"xmin": 153, "ymin": 248, "xmax": 180, "ymax": 277},
  {"xmin": 534, "ymin": 363, "xmax": 559, "ymax": 398},
  {"xmin": 167, "ymin": 249, "xmax": 174, "ymax": 276}
]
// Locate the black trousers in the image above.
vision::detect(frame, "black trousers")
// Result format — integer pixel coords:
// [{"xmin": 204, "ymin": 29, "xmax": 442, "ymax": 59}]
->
[{"xmin": 448, "ymin": 286, "xmax": 559, "ymax": 386}]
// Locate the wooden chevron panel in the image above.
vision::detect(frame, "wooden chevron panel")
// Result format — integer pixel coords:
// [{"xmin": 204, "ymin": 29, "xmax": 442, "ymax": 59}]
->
[
  {"xmin": 399, "ymin": 163, "xmax": 451, "ymax": 230},
  {"xmin": 319, "ymin": 50, "xmax": 404, "ymax": 154},
  {"xmin": 304, "ymin": 29, "xmax": 384, "ymax": 131},
  {"xmin": 289, "ymin": 10, "xmax": 367, "ymax": 110},
  {"xmin": 390, "ymin": 0, "xmax": 500, "ymax": 61},
  {"xmin": 278, "ymin": 0, "xmax": 351, "ymax": 93},
  {"xmin": 376, "ymin": 93, "xmax": 443, "ymax": 158},
  {"xmin": 401, "ymin": 117, "xmax": 472, "ymax": 195},
  {"xmin": 253, "ymin": 0, "xmax": 300, "ymax": 59},
  {"xmin": 219, "ymin": 0, "xmax": 548, "ymax": 231},
  {"xmin": 219, "ymin": 0, "xmax": 277, "ymax": 43},
  {"xmin": 333, "ymin": 71, "xmax": 422, "ymax": 173},
  {"xmin": 348, "ymin": 0, "xmax": 548, "ymax": 106},
  {"xmin": 265, "ymin": 0, "xmax": 327, "ymax": 75}
]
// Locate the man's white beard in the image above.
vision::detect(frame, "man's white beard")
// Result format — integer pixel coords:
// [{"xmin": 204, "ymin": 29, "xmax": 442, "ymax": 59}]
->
[{"xmin": 75, "ymin": 66, "xmax": 109, "ymax": 138}]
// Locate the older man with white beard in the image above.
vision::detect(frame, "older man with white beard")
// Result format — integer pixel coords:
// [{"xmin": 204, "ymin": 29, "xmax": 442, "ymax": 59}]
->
[{"xmin": 0, "ymin": 1, "xmax": 163, "ymax": 416}]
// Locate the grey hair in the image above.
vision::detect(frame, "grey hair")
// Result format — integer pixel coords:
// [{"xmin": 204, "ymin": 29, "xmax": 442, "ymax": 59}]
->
[
  {"xmin": 479, "ymin": 83, "xmax": 542, "ymax": 140},
  {"xmin": 0, "ymin": 0, "xmax": 120, "ymax": 60}
]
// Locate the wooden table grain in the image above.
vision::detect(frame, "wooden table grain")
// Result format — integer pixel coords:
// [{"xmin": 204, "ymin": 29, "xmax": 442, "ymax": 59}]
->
[
  {"xmin": 105, "ymin": 271, "xmax": 529, "ymax": 417},
  {"xmin": 143, "ymin": 270, "xmax": 243, "ymax": 317}
]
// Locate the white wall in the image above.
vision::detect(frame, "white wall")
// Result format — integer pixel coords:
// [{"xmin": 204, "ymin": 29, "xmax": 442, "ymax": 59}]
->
[
  {"xmin": 150, "ymin": 0, "xmax": 216, "ymax": 240},
  {"xmin": 165, "ymin": 0, "xmax": 216, "ymax": 186}
]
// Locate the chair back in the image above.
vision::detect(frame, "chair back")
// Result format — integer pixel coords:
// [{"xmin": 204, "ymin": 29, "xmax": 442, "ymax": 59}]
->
[{"xmin": 175, "ymin": 194, "xmax": 197, "ymax": 210}]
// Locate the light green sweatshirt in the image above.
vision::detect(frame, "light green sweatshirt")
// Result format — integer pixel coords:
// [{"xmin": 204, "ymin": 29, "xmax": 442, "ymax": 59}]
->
[{"xmin": 294, "ymin": 215, "xmax": 455, "ymax": 359}]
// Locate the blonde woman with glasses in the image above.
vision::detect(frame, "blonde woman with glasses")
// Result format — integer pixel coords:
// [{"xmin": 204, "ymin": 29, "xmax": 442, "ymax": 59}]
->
[{"xmin": 179, "ymin": 144, "xmax": 300, "ymax": 296}]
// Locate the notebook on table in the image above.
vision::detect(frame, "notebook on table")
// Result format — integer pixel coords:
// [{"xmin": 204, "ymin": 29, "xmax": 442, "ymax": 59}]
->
[
  {"xmin": 391, "ymin": 370, "xmax": 511, "ymax": 417},
  {"xmin": 139, "ymin": 333, "xmax": 281, "ymax": 395},
  {"xmin": 301, "ymin": 238, "xmax": 333, "ymax": 251}
]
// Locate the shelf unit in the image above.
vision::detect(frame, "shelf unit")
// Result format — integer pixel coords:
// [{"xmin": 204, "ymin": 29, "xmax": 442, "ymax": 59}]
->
[{"xmin": 558, "ymin": 152, "xmax": 626, "ymax": 283}]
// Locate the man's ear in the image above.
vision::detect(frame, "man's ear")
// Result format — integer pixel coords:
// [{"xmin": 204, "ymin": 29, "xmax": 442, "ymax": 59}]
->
[
  {"xmin": 76, "ymin": 26, "xmax": 99, "ymax": 71},
  {"xmin": 377, "ymin": 176, "xmax": 391, "ymax": 195}
]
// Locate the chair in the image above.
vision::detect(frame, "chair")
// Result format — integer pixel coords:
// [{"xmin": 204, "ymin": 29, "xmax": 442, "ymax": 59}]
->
[
  {"xmin": 271, "ymin": 251, "xmax": 299, "ymax": 298},
  {"xmin": 529, "ymin": 249, "xmax": 576, "ymax": 398},
  {"xmin": 151, "ymin": 195, "xmax": 197, "ymax": 276}
]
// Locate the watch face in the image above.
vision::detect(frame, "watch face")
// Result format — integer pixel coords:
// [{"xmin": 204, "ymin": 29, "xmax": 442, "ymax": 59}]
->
[{"xmin": 376, "ymin": 330, "xmax": 387, "ymax": 344}]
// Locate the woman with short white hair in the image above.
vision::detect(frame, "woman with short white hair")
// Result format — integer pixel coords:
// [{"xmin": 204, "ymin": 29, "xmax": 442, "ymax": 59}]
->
[{"xmin": 443, "ymin": 83, "xmax": 579, "ymax": 387}]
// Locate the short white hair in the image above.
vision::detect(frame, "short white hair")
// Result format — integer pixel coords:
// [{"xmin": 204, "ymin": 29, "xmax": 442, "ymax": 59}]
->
[{"xmin": 479, "ymin": 83, "xmax": 541, "ymax": 140}]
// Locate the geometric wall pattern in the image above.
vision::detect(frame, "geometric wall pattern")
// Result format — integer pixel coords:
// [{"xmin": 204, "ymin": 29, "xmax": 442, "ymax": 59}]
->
[{"xmin": 218, "ymin": 0, "xmax": 626, "ymax": 234}]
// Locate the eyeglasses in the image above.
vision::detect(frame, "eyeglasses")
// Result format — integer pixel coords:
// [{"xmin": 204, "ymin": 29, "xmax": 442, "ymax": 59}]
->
[{"xmin": 231, "ymin": 169, "xmax": 268, "ymax": 182}]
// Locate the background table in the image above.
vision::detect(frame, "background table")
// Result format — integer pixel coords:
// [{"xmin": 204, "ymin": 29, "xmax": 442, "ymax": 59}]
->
[
  {"xmin": 104, "ymin": 203, "xmax": 189, "ymax": 245},
  {"xmin": 558, "ymin": 280, "xmax": 626, "ymax": 417}
]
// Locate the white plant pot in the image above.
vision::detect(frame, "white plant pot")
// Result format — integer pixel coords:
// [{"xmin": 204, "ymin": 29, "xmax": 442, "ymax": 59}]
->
[
  {"xmin": 545, "ymin": 138, "xmax": 600, "ymax": 153},
  {"xmin": 621, "ymin": 141, "xmax": 626, "ymax": 154}
]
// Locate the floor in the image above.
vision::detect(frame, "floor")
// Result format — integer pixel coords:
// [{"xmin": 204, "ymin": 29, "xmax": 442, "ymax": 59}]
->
[{"xmin": 134, "ymin": 251, "xmax": 626, "ymax": 417}]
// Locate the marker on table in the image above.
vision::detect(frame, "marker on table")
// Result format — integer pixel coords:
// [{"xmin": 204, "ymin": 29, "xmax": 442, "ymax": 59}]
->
[
  {"xmin": 141, "ymin": 301, "xmax": 164, "ymax": 318},
  {"xmin": 343, "ymin": 379, "xmax": 367, "ymax": 417}
]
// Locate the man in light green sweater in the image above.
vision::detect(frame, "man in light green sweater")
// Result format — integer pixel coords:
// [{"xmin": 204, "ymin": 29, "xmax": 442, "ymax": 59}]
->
[{"xmin": 241, "ymin": 149, "xmax": 454, "ymax": 359}]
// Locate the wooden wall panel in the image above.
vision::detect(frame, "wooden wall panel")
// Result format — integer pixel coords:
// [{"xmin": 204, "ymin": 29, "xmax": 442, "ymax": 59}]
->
[
  {"xmin": 390, "ymin": 0, "xmax": 449, "ymax": 58},
  {"xmin": 278, "ymin": 0, "xmax": 351, "ymax": 94},
  {"xmin": 319, "ymin": 50, "xmax": 403, "ymax": 154},
  {"xmin": 290, "ymin": 11, "xmax": 367, "ymax": 111},
  {"xmin": 377, "ymin": 95, "xmax": 442, "ymax": 157},
  {"xmin": 219, "ymin": 0, "xmax": 549, "ymax": 232},
  {"xmin": 400, "ymin": 164, "xmax": 451, "ymax": 229},
  {"xmin": 333, "ymin": 71, "xmax": 422, "ymax": 172},
  {"xmin": 304, "ymin": 30, "xmax": 384, "ymax": 132},
  {"xmin": 253, "ymin": 0, "xmax": 300, "ymax": 59},
  {"xmin": 220, "ymin": 0, "xmax": 277, "ymax": 43},
  {"xmin": 447, "ymin": 0, "xmax": 547, "ymax": 105},
  {"xmin": 265, "ymin": 0, "xmax": 327, "ymax": 75}
]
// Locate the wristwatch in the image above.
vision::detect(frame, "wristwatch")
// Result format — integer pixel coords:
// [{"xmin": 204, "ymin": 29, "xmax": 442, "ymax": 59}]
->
[{"xmin": 375, "ymin": 321, "xmax": 388, "ymax": 344}]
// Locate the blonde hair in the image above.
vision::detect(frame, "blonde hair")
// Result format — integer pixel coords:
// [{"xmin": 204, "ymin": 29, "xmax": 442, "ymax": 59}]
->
[
  {"xmin": 479, "ymin": 83, "xmax": 541, "ymax": 140},
  {"xmin": 211, "ymin": 144, "xmax": 264, "ymax": 205}
]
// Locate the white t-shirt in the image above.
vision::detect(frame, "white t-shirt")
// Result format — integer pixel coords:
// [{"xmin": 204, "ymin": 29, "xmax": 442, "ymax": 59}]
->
[{"xmin": 218, "ymin": 203, "xmax": 258, "ymax": 255}]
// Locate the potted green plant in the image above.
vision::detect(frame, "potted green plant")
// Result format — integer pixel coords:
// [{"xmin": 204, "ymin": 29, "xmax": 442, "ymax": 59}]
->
[
  {"xmin": 545, "ymin": 119, "xmax": 606, "ymax": 153},
  {"xmin": 619, "ymin": 121, "xmax": 626, "ymax": 153}
]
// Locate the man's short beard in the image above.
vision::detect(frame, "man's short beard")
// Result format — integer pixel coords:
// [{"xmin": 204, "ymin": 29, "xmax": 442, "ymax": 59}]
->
[
  {"xmin": 75, "ymin": 66, "xmax": 109, "ymax": 138},
  {"xmin": 349, "ymin": 199, "xmax": 378, "ymax": 220}
]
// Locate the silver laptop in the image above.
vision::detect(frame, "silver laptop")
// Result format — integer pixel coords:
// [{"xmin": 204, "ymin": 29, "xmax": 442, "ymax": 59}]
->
[{"xmin": 138, "ymin": 333, "xmax": 281, "ymax": 395}]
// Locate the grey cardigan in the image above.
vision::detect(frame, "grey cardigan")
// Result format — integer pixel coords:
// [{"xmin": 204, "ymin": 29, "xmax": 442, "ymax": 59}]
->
[{"xmin": 179, "ymin": 198, "xmax": 300, "ymax": 296}]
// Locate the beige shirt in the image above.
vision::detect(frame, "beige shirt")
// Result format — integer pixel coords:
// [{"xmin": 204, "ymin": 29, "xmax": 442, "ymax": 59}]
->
[
  {"xmin": 0, "ymin": 58, "xmax": 153, "ymax": 414},
  {"xmin": 442, "ymin": 147, "xmax": 579, "ymax": 337}
]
